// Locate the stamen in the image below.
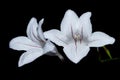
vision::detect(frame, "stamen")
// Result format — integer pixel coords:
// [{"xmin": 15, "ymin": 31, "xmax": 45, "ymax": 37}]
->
[{"xmin": 74, "ymin": 33, "xmax": 80, "ymax": 40}]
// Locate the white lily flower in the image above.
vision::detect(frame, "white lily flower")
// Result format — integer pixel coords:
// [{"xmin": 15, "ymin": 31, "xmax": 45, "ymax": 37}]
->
[
  {"xmin": 44, "ymin": 9, "xmax": 115, "ymax": 63},
  {"xmin": 9, "ymin": 18, "xmax": 63, "ymax": 67}
]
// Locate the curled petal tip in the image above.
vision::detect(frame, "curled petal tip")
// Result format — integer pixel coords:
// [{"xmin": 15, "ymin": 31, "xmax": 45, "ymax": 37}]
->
[
  {"xmin": 30, "ymin": 17, "xmax": 37, "ymax": 22},
  {"xmin": 66, "ymin": 9, "xmax": 73, "ymax": 12},
  {"xmin": 86, "ymin": 12, "xmax": 92, "ymax": 15},
  {"xmin": 18, "ymin": 61, "xmax": 23, "ymax": 67},
  {"xmin": 18, "ymin": 55, "xmax": 25, "ymax": 67},
  {"xmin": 83, "ymin": 12, "xmax": 92, "ymax": 18},
  {"xmin": 41, "ymin": 18, "xmax": 44, "ymax": 22},
  {"xmin": 111, "ymin": 37, "xmax": 115, "ymax": 44},
  {"xmin": 66, "ymin": 9, "xmax": 75, "ymax": 14},
  {"xmin": 74, "ymin": 61, "xmax": 79, "ymax": 64},
  {"xmin": 39, "ymin": 18, "xmax": 44, "ymax": 24}
]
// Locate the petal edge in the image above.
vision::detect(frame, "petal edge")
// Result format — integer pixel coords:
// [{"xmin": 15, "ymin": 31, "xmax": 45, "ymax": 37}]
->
[{"xmin": 88, "ymin": 32, "xmax": 115, "ymax": 47}]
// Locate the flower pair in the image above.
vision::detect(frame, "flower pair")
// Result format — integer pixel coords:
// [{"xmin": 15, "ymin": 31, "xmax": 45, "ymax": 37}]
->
[{"xmin": 9, "ymin": 9, "xmax": 115, "ymax": 67}]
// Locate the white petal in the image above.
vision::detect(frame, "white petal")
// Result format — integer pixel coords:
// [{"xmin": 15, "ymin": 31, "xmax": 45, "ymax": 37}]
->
[
  {"xmin": 78, "ymin": 12, "xmax": 92, "ymax": 38},
  {"xmin": 60, "ymin": 9, "xmax": 79, "ymax": 38},
  {"xmin": 18, "ymin": 48, "xmax": 43, "ymax": 67},
  {"xmin": 63, "ymin": 41, "xmax": 90, "ymax": 63},
  {"xmin": 44, "ymin": 29, "xmax": 68, "ymax": 46},
  {"xmin": 43, "ymin": 40, "xmax": 56, "ymax": 54},
  {"xmin": 44, "ymin": 40, "xmax": 64, "ymax": 60},
  {"xmin": 26, "ymin": 17, "xmax": 40, "ymax": 44},
  {"xmin": 38, "ymin": 18, "xmax": 46, "ymax": 42},
  {"xmin": 88, "ymin": 32, "xmax": 115, "ymax": 47},
  {"xmin": 9, "ymin": 36, "xmax": 41, "ymax": 51},
  {"xmin": 27, "ymin": 17, "xmax": 37, "ymax": 39}
]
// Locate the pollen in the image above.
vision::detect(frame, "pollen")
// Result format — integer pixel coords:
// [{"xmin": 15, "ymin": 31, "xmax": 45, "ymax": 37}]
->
[{"xmin": 74, "ymin": 33, "xmax": 80, "ymax": 40}]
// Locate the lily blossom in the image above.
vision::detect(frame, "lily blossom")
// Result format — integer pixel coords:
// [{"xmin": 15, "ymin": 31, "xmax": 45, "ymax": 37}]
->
[
  {"xmin": 44, "ymin": 9, "xmax": 115, "ymax": 63},
  {"xmin": 9, "ymin": 18, "xmax": 63, "ymax": 67}
]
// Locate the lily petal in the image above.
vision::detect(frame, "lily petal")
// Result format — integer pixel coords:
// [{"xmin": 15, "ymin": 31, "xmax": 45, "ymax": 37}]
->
[
  {"xmin": 44, "ymin": 29, "xmax": 68, "ymax": 46},
  {"xmin": 18, "ymin": 48, "xmax": 43, "ymax": 67},
  {"xmin": 63, "ymin": 41, "xmax": 90, "ymax": 63},
  {"xmin": 9, "ymin": 36, "xmax": 41, "ymax": 51},
  {"xmin": 43, "ymin": 40, "xmax": 63, "ymax": 60},
  {"xmin": 38, "ymin": 18, "xmax": 46, "ymax": 42},
  {"xmin": 43, "ymin": 40, "xmax": 56, "ymax": 54},
  {"xmin": 61, "ymin": 9, "xmax": 78, "ymax": 38},
  {"xmin": 26, "ymin": 17, "xmax": 40, "ymax": 44},
  {"xmin": 78, "ymin": 12, "xmax": 92, "ymax": 38},
  {"xmin": 88, "ymin": 32, "xmax": 115, "ymax": 47}
]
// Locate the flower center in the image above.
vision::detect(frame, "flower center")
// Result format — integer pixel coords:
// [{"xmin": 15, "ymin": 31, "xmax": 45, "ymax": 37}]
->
[
  {"xmin": 71, "ymin": 26, "xmax": 83, "ymax": 43},
  {"xmin": 74, "ymin": 33, "xmax": 80, "ymax": 40},
  {"xmin": 74, "ymin": 33, "xmax": 83, "ymax": 43}
]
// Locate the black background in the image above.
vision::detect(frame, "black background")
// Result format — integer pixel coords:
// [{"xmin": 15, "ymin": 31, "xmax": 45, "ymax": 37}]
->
[{"xmin": 1, "ymin": 0, "xmax": 120, "ymax": 79}]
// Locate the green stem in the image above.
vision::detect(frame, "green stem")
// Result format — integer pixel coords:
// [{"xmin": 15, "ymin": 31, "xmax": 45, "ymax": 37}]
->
[
  {"xmin": 103, "ymin": 46, "xmax": 112, "ymax": 59},
  {"xmin": 100, "ymin": 58, "xmax": 120, "ymax": 63}
]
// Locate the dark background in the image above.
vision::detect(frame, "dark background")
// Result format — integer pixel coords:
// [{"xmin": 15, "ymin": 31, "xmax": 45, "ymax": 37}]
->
[{"xmin": 1, "ymin": 0, "xmax": 120, "ymax": 79}]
